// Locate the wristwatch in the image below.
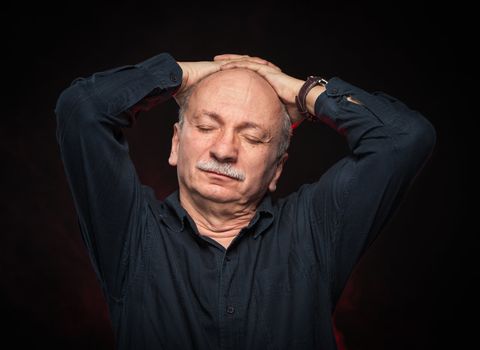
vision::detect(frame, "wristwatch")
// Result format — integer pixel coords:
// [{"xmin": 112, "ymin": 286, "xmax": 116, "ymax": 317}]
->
[{"xmin": 295, "ymin": 76, "xmax": 328, "ymax": 121}]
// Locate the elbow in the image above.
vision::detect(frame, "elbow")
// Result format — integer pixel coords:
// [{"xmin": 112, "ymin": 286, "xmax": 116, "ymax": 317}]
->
[
  {"xmin": 54, "ymin": 79, "xmax": 100, "ymax": 127},
  {"xmin": 396, "ymin": 112, "xmax": 437, "ymax": 164},
  {"xmin": 411, "ymin": 113, "xmax": 436, "ymax": 155},
  {"xmin": 54, "ymin": 79, "xmax": 101, "ymax": 144},
  {"xmin": 55, "ymin": 79, "xmax": 89, "ymax": 121}
]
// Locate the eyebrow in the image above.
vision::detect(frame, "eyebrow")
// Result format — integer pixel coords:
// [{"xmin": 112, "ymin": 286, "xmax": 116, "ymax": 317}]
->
[{"xmin": 199, "ymin": 110, "xmax": 271, "ymax": 139}]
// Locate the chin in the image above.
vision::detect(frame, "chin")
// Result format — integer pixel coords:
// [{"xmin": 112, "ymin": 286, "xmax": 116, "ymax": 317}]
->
[{"xmin": 196, "ymin": 185, "xmax": 242, "ymax": 204}]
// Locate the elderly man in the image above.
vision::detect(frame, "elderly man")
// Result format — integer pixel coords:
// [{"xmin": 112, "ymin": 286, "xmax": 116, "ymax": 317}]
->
[{"xmin": 55, "ymin": 53, "xmax": 436, "ymax": 350}]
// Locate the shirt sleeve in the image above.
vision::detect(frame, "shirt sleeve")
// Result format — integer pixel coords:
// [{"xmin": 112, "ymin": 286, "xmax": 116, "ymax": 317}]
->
[
  {"xmin": 301, "ymin": 77, "xmax": 437, "ymax": 305},
  {"xmin": 54, "ymin": 52, "xmax": 182, "ymax": 299}
]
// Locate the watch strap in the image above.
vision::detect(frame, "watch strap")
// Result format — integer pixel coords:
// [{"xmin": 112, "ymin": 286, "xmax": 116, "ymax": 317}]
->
[{"xmin": 295, "ymin": 76, "xmax": 328, "ymax": 121}]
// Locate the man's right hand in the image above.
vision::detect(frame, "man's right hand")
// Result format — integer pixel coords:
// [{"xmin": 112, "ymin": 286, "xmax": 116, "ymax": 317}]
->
[{"xmin": 175, "ymin": 61, "xmax": 223, "ymax": 103}]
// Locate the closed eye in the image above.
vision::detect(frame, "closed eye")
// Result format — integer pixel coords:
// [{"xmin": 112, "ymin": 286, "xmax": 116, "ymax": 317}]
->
[
  {"xmin": 196, "ymin": 125, "xmax": 215, "ymax": 132},
  {"xmin": 243, "ymin": 136, "xmax": 264, "ymax": 144}
]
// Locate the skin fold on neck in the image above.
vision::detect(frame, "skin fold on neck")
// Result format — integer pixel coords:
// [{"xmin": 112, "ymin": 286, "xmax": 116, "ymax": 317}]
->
[{"xmin": 178, "ymin": 185, "xmax": 263, "ymax": 248}]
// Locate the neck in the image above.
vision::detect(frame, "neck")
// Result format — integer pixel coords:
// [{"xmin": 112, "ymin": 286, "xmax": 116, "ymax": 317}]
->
[{"xmin": 178, "ymin": 187, "xmax": 261, "ymax": 245}]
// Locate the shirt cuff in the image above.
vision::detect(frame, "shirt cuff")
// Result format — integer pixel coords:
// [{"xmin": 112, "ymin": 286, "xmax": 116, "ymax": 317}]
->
[{"xmin": 136, "ymin": 52, "xmax": 183, "ymax": 91}]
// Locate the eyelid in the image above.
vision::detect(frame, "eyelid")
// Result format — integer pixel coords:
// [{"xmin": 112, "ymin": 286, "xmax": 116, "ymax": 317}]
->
[
  {"xmin": 243, "ymin": 135, "xmax": 264, "ymax": 144},
  {"xmin": 196, "ymin": 124, "xmax": 216, "ymax": 132},
  {"xmin": 196, "ymin": 123, "xmax": 215, "ymax": 128},
  {"xmin": 242, "ymin": 130, "xmax": 271, "ymax": 140}
]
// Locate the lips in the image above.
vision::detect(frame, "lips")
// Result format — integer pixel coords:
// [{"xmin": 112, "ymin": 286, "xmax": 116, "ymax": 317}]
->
[{"xmin": 202, "ymin": 169, "xmax": 236, "ymax": 180}]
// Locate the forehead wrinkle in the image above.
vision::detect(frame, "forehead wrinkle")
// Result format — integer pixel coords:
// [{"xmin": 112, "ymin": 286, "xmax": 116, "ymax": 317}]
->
[{"xmin": 196, "ymin": 69, "xmax": 277, "ymax": 105}]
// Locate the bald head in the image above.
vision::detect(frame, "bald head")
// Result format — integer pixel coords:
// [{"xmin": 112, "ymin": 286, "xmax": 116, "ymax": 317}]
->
[
  {"xmin": 178, "ymin": 68, "xmax": 292, "ymax": 159},
  {"xmin": 193, "ymin": 68, "xmax": 283, "ymax": 113}
]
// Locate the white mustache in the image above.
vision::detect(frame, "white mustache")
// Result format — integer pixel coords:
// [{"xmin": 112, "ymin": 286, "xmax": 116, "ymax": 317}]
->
[{"xmin": 196, "ymin": 160, "xmax": 246, "ymax": 181}]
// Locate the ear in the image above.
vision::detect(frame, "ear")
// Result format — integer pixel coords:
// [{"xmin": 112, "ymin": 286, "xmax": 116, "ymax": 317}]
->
[
  {"xmin": 268, "ymin": 152, "xmax": 288, "ymax": 192},
  {"xmin": 168, "ymin": 122, "xmax": 181, "ymax": 167}
]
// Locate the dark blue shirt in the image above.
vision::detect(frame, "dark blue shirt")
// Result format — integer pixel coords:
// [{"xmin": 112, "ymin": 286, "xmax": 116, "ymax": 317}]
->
[{"xmin": 54, "ymin": 53, "xmax": 436, "ymax": 350}]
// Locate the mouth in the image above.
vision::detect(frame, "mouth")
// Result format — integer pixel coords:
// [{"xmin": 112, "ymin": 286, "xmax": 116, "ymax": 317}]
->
[
  {"xmin": 201, "ymin": 169, "xmax": 238, "ymax": 181},
  {"xmin": 196, "ymin": 160, "xmax": 246, "ymax": 181}
]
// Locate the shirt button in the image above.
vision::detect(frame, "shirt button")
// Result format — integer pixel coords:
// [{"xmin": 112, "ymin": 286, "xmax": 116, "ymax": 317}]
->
[
  {"xmin": 169, "ymin": 72, "xmax": 178, "ymax": 83},
  {"xmin": 225, "ymin": 255, "xmax": 231, "ymax": 262},
  {"xmin": 226, "ymin": 305, "xmax": 235, "ymax": 314}
]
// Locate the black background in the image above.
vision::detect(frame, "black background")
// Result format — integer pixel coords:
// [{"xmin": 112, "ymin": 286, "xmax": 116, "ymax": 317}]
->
[{"xmin": 2, "ymin": 1, "xmax": 474, "ymax": 349}]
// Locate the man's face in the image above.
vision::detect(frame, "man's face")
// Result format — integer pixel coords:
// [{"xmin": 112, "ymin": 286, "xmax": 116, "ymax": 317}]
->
[{"xmin": 168, "ymin": 69, "xmax": 288, "ymax": 206}]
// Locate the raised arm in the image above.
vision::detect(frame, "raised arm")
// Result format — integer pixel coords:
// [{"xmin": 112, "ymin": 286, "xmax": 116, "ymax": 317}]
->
[
  {"xmin": 309, "ymin": 78, "xmax": 436, "ymax": 304},
  {"xmin": 218, "ymin": 56, "xmax": 437, "ymax": 305},
  {"xmin": 54, "ymin": 53, "xmax": 182, "ymax": 298},
  {"xmin": 55, "ymin": 51, "xmax": 280, "ymax": 298}
]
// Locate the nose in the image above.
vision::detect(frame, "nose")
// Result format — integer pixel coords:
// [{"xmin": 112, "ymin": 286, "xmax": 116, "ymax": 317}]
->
[{"xmin": 209, "ymin": 129, "xmax": 238, "ymax": 163}]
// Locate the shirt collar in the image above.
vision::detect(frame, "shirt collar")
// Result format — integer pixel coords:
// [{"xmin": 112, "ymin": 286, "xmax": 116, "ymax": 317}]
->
[{"xmin": 161, "ymin": 189, "xmax": 274, "ymax": 238}]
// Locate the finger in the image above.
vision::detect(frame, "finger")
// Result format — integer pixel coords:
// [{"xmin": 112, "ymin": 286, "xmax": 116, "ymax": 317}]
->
[
  {"xmin": 215, "ymin": 54, "xmax": 281, "ymax": 71},
  {"xmin": 244, "ymin": 57, "xmax": 280, "ymax": 70},
  {"xmin": 221, "ymin": 59, "xmax": 280, "ymax": 73},
  {"xmin": 264, "ymin": 61, "xmax": 281, "ymax": 71},
  {"xmin": 216, "ymin": 55, "xmax": 266, "ymax": 66},
  {"xmin": 214, "ymin": 54, "xmax": 249, "ymax": 61},
  {"xmin": 248, "ymin": 56, "xmax": 282, "ymax": 71},
  {"xmin": 220, "ymin": 60, "xmax": 268, "ymax": 72}
]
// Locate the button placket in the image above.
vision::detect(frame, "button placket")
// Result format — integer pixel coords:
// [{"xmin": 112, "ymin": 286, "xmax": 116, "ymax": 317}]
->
[{"xmin": 218, "ymin": 250, "xmax": 239, "ymax": 348}]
